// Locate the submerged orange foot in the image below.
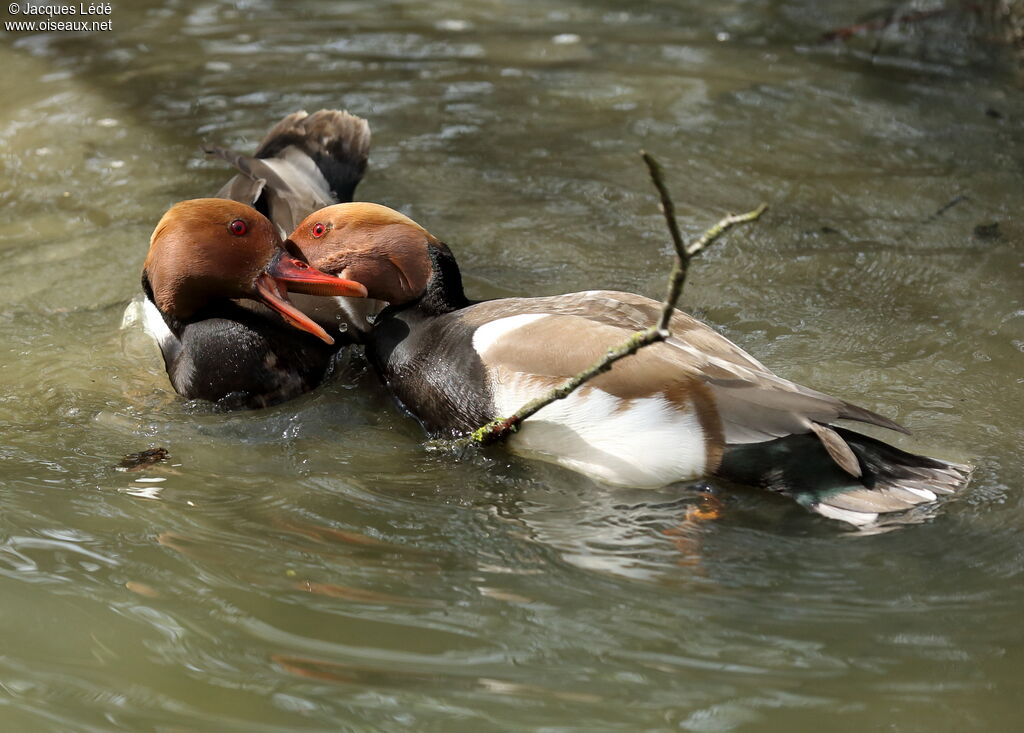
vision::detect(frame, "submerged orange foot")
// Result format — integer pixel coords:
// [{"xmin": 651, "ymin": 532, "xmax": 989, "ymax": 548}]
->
[
  {"xmin": 661, "ymin": 493, "xmax": 723, "ymax": 565},
  {"xmin": 683, "ymin": 493, "xmax": 723, "ymax": 522}
]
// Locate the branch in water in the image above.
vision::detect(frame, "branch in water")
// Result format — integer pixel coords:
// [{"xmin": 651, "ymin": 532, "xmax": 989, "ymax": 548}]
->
[
  {"xmin": 467, "ymin": 152, "xmax": 767, "ymax": 447},
  {"xmin": 820, "ymin": 6, "xmax": 959, "ymax": 43}
]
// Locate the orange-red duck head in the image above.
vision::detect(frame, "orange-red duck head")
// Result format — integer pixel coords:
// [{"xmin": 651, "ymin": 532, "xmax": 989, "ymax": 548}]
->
[
  {"xmin": 143, "ymin": 198, "xmax": 368, "ymax": 344},
  {"xmin": 287, "ymin": 202, "xmax": 441, "ymax": 306}
]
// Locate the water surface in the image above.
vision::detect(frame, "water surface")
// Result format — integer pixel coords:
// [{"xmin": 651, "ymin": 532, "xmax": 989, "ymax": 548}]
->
[{"xmin": 1, "ymin": 1, "xmax": 1022, "ymax": 731}]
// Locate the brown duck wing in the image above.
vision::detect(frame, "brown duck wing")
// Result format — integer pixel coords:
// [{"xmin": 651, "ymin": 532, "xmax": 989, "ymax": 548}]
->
[
  {"xmin": 462, "ymin": 292, "xmax": 907, "ymax": 448},
  {"xmin": 530, "ymin": 290, "xmax": 772, "ymax": 373}
]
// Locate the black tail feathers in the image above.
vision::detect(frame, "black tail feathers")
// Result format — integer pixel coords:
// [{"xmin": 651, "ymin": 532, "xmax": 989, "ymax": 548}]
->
[{"xmin": 717, "ymin": 426, "xmax": 971, "ymax": 528}]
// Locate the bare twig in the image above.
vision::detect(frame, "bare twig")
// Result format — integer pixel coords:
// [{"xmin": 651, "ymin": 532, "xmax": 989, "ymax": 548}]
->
[
  {"xmin": 464, "ymin": 152, "xmax": 767, "ymax": 447},
  {"xmin": 892, "ymin": 192, "xmax": 969, "ymax": 242},
  {"xmin": 923, "ymin": 193, "xmax": 968, "ymax": 224},
  {"xmin": 820, "ymin": 6, "xmax": 959, "ymax": 42}
]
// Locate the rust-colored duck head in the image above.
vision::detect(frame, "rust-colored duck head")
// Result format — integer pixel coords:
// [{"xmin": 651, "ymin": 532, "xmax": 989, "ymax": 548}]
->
[
  {"xmin": 143, "ymin": 198, "xmax": 368, "ymax": 344},
  {"xmin": 287, "ymin": 202, "xmax": 449, "ymax": 307}
]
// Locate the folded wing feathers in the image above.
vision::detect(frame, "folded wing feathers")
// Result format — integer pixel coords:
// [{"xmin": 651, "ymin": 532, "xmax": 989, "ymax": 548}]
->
[
  {"xmin": 809, "ymin": 422, "xmax": 862, "ymax": 477},
  {"xmin": 203, "ymin": 145, "xmax": 267, "ymax": 207}
]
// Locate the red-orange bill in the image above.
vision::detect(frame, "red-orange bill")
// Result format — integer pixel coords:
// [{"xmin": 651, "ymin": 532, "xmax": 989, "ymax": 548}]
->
[
  {"xmin": 253, "ymin": 273, "xmax": 335, "ymax": 344},
  {"xmin": 268, "ymin": 255, "xmax": 368, "ymax": 298}
]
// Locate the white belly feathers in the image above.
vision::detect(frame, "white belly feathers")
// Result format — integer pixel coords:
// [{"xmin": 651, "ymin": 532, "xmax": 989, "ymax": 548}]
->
[{"xmin": 472, "ymin": 315, "xmax": 708, "ymax": 488}]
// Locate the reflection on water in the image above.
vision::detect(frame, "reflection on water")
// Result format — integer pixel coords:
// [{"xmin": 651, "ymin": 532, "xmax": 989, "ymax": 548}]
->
[{"xmin": 1, "ymin": 0, "xmax": 1022, "ymax": 730}]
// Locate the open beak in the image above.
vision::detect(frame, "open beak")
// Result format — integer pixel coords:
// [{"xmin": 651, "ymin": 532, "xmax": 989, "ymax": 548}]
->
[
  {"xmin": 254, "ymin": 255, "xmax": 368, "ymax": 344},
  {"xmin": 268, "ymin": 254, "xmax": 368, "ymax": 298},
  {"xmin": 253, "ymin": 274, "xmax": 336, "ymax": 344}
]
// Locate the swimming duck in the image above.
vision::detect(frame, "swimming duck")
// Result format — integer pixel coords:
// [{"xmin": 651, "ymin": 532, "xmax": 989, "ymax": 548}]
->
[
  {"xmin": 138, "ymin": 110, "xmax": 372, "ymax": 408},
  {"xmin": 141, "ymin": 198, "xmax": 367, "ymax": 408},
  {"xmin": 288, "ymin": 202, "xmax": 971, "ymax": 526}
]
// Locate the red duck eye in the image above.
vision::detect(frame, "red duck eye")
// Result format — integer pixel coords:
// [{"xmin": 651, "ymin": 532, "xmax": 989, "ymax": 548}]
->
[
  {"xmin": 311, "ymin": 222, "xmax": 326, "ymax": 238},
  {"xmin": 228, "ymin": 219, "xmax": 247, "ymax": 236}
]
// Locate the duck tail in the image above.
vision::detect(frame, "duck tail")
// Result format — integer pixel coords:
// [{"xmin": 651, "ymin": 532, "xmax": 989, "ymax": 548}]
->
[
  {"xmin": 205, "ymin": 109, "xmax": 371, "ymax": 233},
  {"xmin": 716, "ymin": 426, "xmax": 971, "ymax": 528}
]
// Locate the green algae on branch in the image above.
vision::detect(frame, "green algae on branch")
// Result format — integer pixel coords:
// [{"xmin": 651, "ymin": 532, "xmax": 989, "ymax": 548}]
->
[{"xmin": 461, "ymin": 152, "xmax": 767, "ymax": 448}]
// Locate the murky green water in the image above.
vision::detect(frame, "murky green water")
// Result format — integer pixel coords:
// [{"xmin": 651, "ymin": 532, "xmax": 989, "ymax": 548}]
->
[{"xmin": 2, "ymin": 1, "xmax": 1022, "ymax": 731}]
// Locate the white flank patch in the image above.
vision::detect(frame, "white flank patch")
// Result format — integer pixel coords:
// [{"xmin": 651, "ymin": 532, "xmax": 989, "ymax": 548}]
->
[
  {"xmin": 471, "ymin": 314, "xmax": 548, "ymax": 355},
  {"xmin": 489, "ymin": 368, "xmax": 707, "ymax": 488}
]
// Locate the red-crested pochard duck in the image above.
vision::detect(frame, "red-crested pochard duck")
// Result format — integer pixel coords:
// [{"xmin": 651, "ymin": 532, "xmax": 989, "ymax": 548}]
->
[
  {"xmin": 288, "ymin": 202, "xmax": 971, "ymax": 527},
  {"xmin": 141, "ymin": 199, "xmax": 366, "ymax": 408},
  {"xmin": 139, "ymin": 110, "xmax": 372, "ymax": 408}
]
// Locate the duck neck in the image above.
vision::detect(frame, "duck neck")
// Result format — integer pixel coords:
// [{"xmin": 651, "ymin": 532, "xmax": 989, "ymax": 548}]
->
[
  {"xmin": 141, "ymin": 271, "xmax": 183, "ymax": 332},
  {"xmin": 405, "ymin": 241, "xmax": 471, "ymax": 318}
]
